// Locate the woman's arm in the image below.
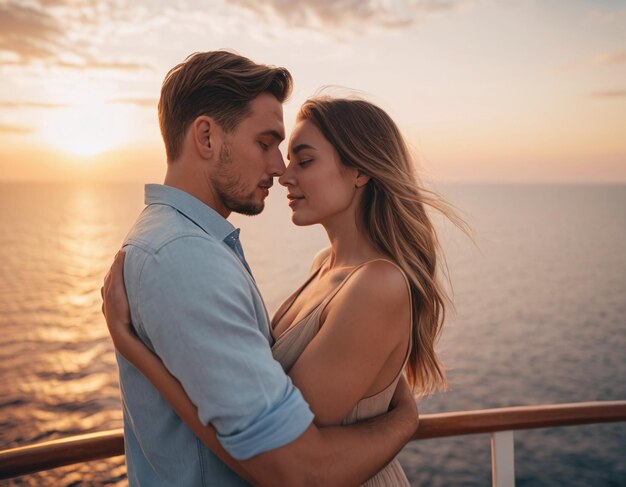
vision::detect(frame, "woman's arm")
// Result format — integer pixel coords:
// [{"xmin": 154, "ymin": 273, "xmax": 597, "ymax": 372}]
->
[{"xmin": 102, "ymin": 251, "xmax": 257, "ymax": 485}]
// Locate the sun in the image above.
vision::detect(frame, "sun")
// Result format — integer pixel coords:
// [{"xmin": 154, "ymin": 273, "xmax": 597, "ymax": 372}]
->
[{"xmin": 40, "ymin": 100, "xmax": 135, "ymax": 157}]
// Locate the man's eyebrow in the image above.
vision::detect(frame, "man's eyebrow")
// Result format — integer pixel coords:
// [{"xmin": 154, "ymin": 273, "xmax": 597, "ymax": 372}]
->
[{"xmin": 259, "ymin": 129, "xmax": 285, "ymax": 142}]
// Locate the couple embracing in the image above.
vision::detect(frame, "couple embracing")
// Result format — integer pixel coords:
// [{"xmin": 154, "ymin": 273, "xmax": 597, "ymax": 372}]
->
[{"xmin": 102, "ymin": 50, "xmax": 457, "ymax": 486}]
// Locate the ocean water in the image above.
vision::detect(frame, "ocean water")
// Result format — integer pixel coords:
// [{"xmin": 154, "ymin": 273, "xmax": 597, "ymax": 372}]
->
[{"xmin": 0, "ymin": 182, "xmax": 624, "ymax": 486}]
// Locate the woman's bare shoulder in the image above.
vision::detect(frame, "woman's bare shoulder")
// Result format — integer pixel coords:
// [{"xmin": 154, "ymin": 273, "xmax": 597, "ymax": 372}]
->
[
  {"xmin": 326, "ymin": 259, "xmax": 411, "ymax": 332},
  {"xmin": 350, "ymin": 259, "xmax": 411, "ymax": 308}
]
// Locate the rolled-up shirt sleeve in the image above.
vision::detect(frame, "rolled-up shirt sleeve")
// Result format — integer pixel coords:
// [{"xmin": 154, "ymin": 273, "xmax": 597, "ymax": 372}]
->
[{"xmin": 129, "ymin": 235, "xmax": 313, "ymax": 460}]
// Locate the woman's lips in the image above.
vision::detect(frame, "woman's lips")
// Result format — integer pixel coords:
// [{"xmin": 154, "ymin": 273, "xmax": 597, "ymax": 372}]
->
[{"xmin": 287, "ymin": 194, "xmax": 304, "ymax": 207}]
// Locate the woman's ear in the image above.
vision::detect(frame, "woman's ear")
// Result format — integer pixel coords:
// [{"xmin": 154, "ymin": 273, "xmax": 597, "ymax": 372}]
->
[{"xmin": 355, "ymin": 171, "xmax": 371, "ymax": 188}]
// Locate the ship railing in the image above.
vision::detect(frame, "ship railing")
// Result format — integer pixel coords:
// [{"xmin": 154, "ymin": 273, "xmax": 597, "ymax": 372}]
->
[{"xmin": 1, "ymin": 401, "xmax": 625, "ymax": 486}]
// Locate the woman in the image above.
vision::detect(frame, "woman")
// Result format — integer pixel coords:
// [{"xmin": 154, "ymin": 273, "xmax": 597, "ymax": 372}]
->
[{"xmin": 104, "ymin": 96, "xmax": 462, "ymax": 485}]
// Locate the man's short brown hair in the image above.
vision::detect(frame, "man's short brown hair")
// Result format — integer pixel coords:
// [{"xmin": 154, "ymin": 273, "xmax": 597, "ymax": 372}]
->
[{"xmin": 158, "ymin": 51, "xmax": 292, "ymax": 161}]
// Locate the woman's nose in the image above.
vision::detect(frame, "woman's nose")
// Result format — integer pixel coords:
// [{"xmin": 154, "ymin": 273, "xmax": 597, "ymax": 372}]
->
[{"xmin": 278, "ymin": 162, "xmax": 295, "ymax": 187}]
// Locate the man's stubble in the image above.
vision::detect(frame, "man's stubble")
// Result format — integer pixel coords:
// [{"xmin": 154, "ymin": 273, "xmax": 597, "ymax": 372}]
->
[{"xmin": 211, "ymin": 141, "xmax": 265, "ymax": 216}]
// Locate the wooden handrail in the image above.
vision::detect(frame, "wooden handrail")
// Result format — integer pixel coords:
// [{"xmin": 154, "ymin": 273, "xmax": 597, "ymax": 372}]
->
[
  {"xmin": 413, "ymin": 400, "xmax": 626, "ymax": 440},
  {"xmin": 0, "ymin": 429, "xmax": 124, "ymax": 480},
  {"xmin": 1, "ymin": 400, "xmax": 625, "ymax": 480}
]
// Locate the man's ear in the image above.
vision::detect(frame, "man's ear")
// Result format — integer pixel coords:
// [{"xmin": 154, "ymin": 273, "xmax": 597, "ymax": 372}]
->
[{"xmin": 192, "ymin": 115, "xmax": 219, "ymax": 160}]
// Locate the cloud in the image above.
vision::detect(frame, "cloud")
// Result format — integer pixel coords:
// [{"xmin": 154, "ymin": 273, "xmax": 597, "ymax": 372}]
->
[
  {"xmin": 0, "ymin": 122, "xmax": 35, "ymax": 133},
  {"xmin": 0, "ymin": 3, "xmax": 66, "ymax": 62},
  {"xmin": 0, "ymin": 101, "xmax": 69, "ymax": 108},
  {"xmin": 110, "ymin": 97, "xmax": 157, "ymax": 107},
  {"xmin": 560, "ymin": 50, "xmax": 626, "ymax": 71},
  {"xmin": 56, "ymin": 60, "xmax": 151, "ymax": 71},
  {"xmin": 587, "ymin": 7, "xmax": 626, "ymax": 26},
  {"xmin": 589, "ymin": 90, "xmax": 626, "ymax": 99},
  {"xmin": 231, "ymin": 0, "xmax": 473, "ymax": 31},
  {"xmin": 591, "ymin": 51, "xmax": 626, "ymax": 66},
  {"xmin": 0, "ymin": 0, "xmax": 152, "ymax": 70},
  {"xmin": 0, "ymin": 0, "xmax": 473, "ymax": 71},
  {"xmin": 0, "ymin": 98, "xmax": 157, "ymax": 109}
]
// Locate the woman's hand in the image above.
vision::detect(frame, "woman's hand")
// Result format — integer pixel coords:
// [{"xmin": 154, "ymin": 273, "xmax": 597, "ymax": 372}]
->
[{"xmin": 101, "ymin": 250, "xmax": 134, "ymax": 347}]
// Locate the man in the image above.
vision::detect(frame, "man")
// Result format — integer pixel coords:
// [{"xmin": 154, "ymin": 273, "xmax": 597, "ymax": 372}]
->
[{"xmin": 104, "ymin": 51, "xmax": 418, "ymax": 486}]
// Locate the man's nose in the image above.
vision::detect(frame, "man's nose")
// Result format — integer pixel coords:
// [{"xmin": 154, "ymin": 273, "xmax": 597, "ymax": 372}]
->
[{"xmin": 269, "ymin": 150, "xmax": 286, "ymax": 177}]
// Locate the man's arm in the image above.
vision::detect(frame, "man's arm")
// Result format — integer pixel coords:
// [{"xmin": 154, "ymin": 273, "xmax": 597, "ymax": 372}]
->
[
  {"xmin": 242, "ymin": 379, "xmax": 417, "ymax": 487},
  {"xmin": 108, "ymin": 322, "xmax": 415, "ymax": 487},
  {"xmin": 107, "ymin": 283, "xmax": 415, "ymax": 487},
  {"xmin": 130, "ymin": 237, "xmax": 315, "ymax": 458},
  {"xmin": 119, "ymin": 240, "xmax": 418, "ymax": 486}
]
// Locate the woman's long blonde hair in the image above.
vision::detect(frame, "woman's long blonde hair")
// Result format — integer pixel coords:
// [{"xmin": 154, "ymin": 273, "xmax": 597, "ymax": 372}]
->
[{"xmin": 298, "ymin": 97, "xmax": 466, "ymax": 395}]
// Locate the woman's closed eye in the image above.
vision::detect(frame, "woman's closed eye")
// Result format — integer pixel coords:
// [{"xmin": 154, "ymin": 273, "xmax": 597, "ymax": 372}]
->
[{"xmin": 298, "ymin": 159, "xmax": 313, "ymax": 167}]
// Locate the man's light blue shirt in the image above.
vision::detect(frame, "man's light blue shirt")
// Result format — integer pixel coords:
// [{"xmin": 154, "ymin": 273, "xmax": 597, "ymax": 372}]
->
[{"xmin": 118, "ymin": 184, "xmax": 314, "ymax": 486}]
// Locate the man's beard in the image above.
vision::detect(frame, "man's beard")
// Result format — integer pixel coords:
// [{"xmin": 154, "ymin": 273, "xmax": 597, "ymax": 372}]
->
[{"xmin": 212, "ymin": 142, "xmax": 264, "ymax": 216}]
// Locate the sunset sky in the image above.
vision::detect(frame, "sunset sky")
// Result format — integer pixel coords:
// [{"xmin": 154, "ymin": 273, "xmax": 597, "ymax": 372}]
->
[{"xmin": 0, "ymin": 0, "xmax": 624, "ymax": 183}]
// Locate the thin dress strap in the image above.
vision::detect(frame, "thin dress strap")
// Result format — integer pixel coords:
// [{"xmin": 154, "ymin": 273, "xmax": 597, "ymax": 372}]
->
[{"xmin": 271, "ymin": 253, "xmax": 328, "ymax": 331}]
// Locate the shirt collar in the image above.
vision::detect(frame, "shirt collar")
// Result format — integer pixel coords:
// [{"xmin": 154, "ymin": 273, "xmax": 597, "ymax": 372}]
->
[{"xmin": 144, "ymin": 184, "xmax": 236, "ymax": 242}]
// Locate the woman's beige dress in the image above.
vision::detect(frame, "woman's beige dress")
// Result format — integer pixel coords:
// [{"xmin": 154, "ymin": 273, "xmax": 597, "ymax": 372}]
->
[{"xmin": 271, "ymin": 259, "xmax": 412, "ymax": 486}]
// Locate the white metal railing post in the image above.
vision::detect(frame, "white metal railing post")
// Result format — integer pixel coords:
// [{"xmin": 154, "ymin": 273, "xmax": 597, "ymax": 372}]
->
[{"xmin": 491, "ymin": 430, "xmax": 515, "ymax": 487}]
